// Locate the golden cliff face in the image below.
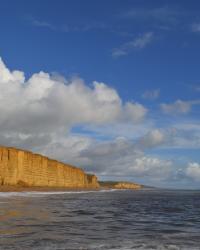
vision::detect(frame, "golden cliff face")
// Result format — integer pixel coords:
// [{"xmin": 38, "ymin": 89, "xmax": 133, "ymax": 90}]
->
[
  {"xmin": 99, "ymin": 181, "xmax": 142, "ymax": 190},
  {"xmin": 0, "ymin": 146, "xmax": 99, "ymax": 188},
  {"xmin": 113, "ymin": 182, "xmax": 141, "ymax": 189}
]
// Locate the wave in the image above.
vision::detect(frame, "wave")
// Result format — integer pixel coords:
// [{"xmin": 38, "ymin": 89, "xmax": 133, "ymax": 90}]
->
[{"xmin": 0, "ymin": 189, "xmax": 120, "ymax": 198}]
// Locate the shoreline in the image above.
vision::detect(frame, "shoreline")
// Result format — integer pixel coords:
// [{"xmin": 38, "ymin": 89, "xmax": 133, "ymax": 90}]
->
[
  {"xmin": 0, "ymin": 185, "xmax": 144, "ymax": 192},
  {"xmin": 0, "ymin": 186, "xmax": 102, "ymax": 192}
]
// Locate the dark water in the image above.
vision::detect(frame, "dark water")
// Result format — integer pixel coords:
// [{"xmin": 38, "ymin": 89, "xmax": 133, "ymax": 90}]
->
[{"xmin": 0, "ymin": 189, "xmax": 200, "ymax": 250}]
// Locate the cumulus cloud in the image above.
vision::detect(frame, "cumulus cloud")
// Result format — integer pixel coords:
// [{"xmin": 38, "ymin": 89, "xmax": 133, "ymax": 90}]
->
[
  {"xmin": 129, "ymin": 156, "xmax": 172, "ymax": 179},
  {"xmin": 66, "ymin": 137, "xmax": 172, "ymax": 179},
  {"xmin": 39, "ymin": 134, "xmax": 93, "ymax": 167},
  {"xmin": 112, "ymin": 32, "xmax": 154, "ymax": 58},
  {"xmin": 185, "ymin": 162, "xmax": 200, "ymax": 181},
  {"xmin": 140, "ymin": 123, "xmax": 200, "ymax": 150},
  {"xmin": 0, "ymin": 57, "xmax": 147, "ymax": 139},
  {"xmin": 32, "ymin": 133, "xmax": 172, "ymax": 181},
  {"xmin": 1, "ymin": 57, "xmax": 196, "ymax": 185},
  {"xmin": 138, "ymin": 129, "xmax": 165, "ymax": 148},
  {"xmin": 160, "ymin": 99, "xmax": 200, "ymax": 115},
  {"xmin": 1, "ymin": 57, "xmax": 173, "ymax": 181}
]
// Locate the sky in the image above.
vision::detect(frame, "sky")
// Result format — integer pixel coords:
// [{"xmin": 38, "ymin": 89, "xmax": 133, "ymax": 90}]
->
[{"xmin": 0, "ymin": 0, "xmax": 200, "ymax": 189}]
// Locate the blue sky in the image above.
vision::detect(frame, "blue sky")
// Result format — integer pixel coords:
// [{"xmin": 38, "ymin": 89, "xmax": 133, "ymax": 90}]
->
[{"xmin": 0, "ymin": 0, "xmax": 200, "ymax": 188}]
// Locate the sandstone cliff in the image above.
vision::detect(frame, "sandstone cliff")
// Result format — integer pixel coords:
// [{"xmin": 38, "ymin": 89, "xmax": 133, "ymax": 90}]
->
[
  {"xmin": 100, "ymin": 181, "xmax": 142, "ymax": 190},
  {"xmin": 113, "ymin": 182, "xmax": 141, "ymax": 189},
  {"xmin": 0, "ymin": 146, "xmax": 99, "ymax": 189}
]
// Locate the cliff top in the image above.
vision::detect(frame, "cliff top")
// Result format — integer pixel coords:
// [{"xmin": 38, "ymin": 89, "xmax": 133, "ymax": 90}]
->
[
  {"xmin": 0, "ymin": 145, "xmax": 82, "ymax": 172},
  {"xmin": 99, "ymin": 181, "xmax": 142, "ymax": 187}
]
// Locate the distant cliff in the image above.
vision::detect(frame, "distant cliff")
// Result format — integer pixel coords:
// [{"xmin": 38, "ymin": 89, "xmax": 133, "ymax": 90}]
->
[
  {"xmin": 99, "ymin": 181, "xmax": 142, "ymax": 190},
  {"xmin": 0, "ymin": 146, "xmax": 99, "ymax": 189}
]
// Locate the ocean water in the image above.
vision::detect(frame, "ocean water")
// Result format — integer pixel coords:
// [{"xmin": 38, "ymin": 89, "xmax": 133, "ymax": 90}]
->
[{"xmin": 0, "ymin": 189, "xmax": 200, "ymax": 250}]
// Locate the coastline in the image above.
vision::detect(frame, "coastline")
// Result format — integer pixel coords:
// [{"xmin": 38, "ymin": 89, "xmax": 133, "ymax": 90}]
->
[
  {"xmin": 0, "ymin": 185, "xmax": 144, "ymax": 192},
  {"xmin": 0, "ymin": 185, "xmax": 102, "ymax": 192},
  {"xmin": 0, "ymin": 146, "xmax": 142, "ymax": 192}
]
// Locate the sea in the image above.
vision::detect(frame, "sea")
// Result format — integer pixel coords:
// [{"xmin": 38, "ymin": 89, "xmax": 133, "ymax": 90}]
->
[{"xmin": 0, "ymin": 189, "xmax": 200, "ymax": 250}]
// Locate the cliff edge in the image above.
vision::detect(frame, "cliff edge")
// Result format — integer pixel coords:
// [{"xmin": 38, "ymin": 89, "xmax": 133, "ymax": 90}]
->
[{"xmin": 0, "ymin": 146, "xmax": 99, "ymax": 189}]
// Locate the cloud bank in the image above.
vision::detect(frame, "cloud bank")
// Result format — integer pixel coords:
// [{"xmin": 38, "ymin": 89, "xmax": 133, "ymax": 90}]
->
[
  {"xmin": 0, "ymin": 58, "xmax": 147, "ymax": 137},
  {"xmin": 1, "ymin": 57, "xmax": 171, "ymax": 181},
  {"xmin": 0, "ymin": 57, "xmax": 199, "ymax": 187}
]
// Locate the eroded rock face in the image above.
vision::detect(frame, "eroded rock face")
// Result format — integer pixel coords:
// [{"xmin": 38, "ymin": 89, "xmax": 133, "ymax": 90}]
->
[
  {"xmin": 113, "ymin": 182, "xmax": 141, "ymax": 189},
  {"xmin": 0, "ymin": 146, "xmax": 99, "ymax": 188}
]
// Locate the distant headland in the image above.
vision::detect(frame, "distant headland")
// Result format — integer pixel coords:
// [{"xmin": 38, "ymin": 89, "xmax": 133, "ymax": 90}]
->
[{"xmin": 0, "ymin": 146, "xmax": 142, "ymax": 192}]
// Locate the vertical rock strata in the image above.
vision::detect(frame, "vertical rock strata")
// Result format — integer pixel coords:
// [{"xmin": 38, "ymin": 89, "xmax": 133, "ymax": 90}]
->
[{"xmin": 0, "ymin": 146, "xmax": 99, "ymax": 188}]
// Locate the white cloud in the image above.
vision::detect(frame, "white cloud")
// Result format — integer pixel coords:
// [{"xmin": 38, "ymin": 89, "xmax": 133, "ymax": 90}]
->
[
  {"xmin": 37, "ymin": 135, "xmax": 172, "ymax": 181},
  {"xmin": 1, "ymin": 57, "xmax": 199, "ymax": 186},
  {"xmin": 66, "ymin": 136, "xmax": 172, "ymax": 179},
  {"xmin": 0, "ymin": 57, "xmax": 147, "ymax": 138},
  {"xmin": 142, "ymin": 89, "xmax": 160, "ymax": 100},
  {"xmin": 142, "ymin": 122, "xmax": 200, "ymax": 150},
  {"xmin": 169, "ymin": 124, "xmax": 200, "ymax": 149},
  {"xmin": 112, "ymin": 32, "xmax": 154, "ymax": 58},
  {"xmin": 139, "ymin": 129, "xmax": 165, "ymax": 148},
  {"xmin": 161, "ymin": 100, "xmax": 192, "ymax": 115},
  {"xmin": 38, "ymin": 134, "xmax": 93, "ymax": 167},
  {"xmin": 128, "ymin": 156, "xmax": 172, "ymax": 179},
  {"xmin": 185, "ymin": 162, "xmax": 200, "ymax": 181},
  {"xmin": 0, "ymin": 57, "xmax": 159, "ymax": 179},
  {"xmin": 124, "ymin": 102, "xmax": 147, "ymax": 122},
  {"xmin": 31, "ymin": 19, "xmax": 56, "ymax": 30}
]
